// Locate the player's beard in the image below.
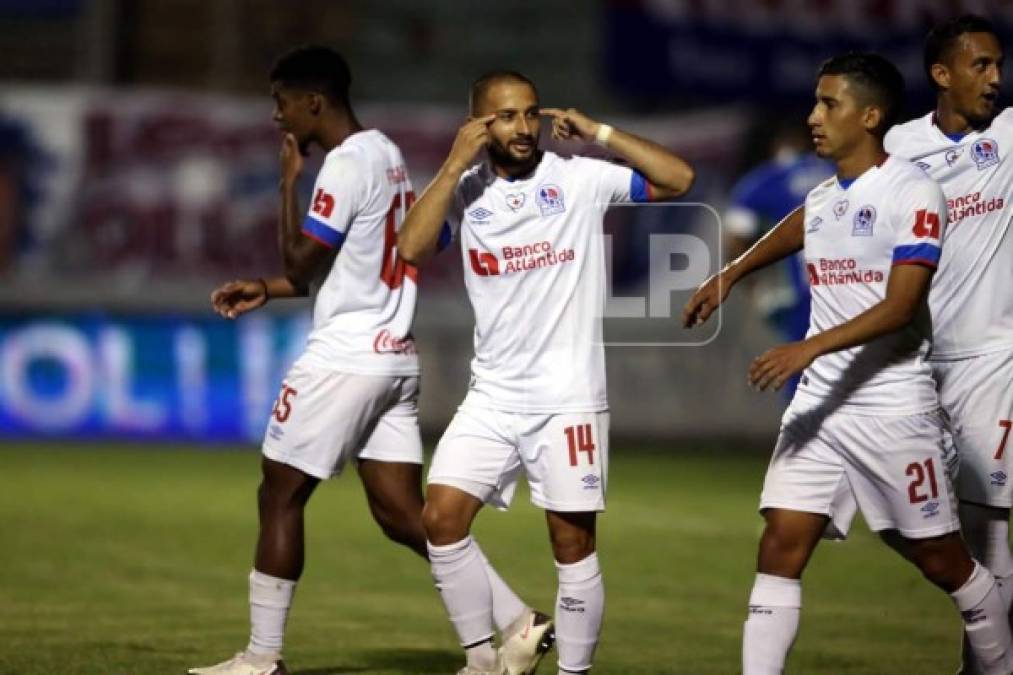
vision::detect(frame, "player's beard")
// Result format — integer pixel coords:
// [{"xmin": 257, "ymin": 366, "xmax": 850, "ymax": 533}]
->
[{"xmin": 487, "ymin": 138, "xmax": 539, "ymax": 175}]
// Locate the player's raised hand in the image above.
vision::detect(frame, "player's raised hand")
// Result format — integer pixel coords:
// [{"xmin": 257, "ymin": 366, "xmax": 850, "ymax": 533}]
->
[
  {"xmin": 210, "ymin": 279, "xmax": 268, "ymax": 320},
  {"xmin": 541, "ymin": 108, "xmax": 599, "ymax": 142},
  {"xmin": 682, "ymin": 272, "xmax": 731, "ymax": 328},
  {"xmin": 445, "ymin": 114, "xmax": 496, "ymax": 173},
  {"xmin": 748, "ymin": 342, "xmax": 817, "ymax": 392},
  {"xmin": 279, "ymin": 133, "xmax": 304, "ymax": 186}
]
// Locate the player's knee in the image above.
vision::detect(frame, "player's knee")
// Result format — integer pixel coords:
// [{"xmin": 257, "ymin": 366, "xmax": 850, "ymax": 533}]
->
[
  {"xmin": 549, "ymin": 527, "xmax": 595, "ymax": 564},
  {"xmin": 421, "ymin": 500, "xmax": 468, "ymax": 545},
  {"xmin": 757, "ymin": 526, "xmax": 808, "ymax": 577},
  {"xmin": 907, "ymin": 537, "xmax": 969, "ymax": 590},
  {"xmin": 375, "ymin": 507, "xmax": 424, "ymax": 549},
  {"xmin": 257, "ymin": 473, "xmax": 313, "ymax": 514}
]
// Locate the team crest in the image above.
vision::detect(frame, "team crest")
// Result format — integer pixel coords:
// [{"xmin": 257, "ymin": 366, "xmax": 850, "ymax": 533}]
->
[
  {"xmin": 536, "ymin": 184, "xmax": 565, "ymax": 216},
  {"xmin": 505, "ymin": 192, "xmax": 526, "ymax": 211},
  {"xmin": 852, "ymin": 205, "xmax": 876, "ymax": 236},
  {"xmin": 467, "ymin": 207, "xmax": 494, "ymax": 224},
  {"xmin": 806, "ymin": 216, "xmax": 823, "ymax": 234},
  {"xmin": 971, "ymin": 138, "xmax": 999, "ymax": 170},
  {"xmin": 833, "ymin": 199, "xmax": 849, "ymax": 219}
]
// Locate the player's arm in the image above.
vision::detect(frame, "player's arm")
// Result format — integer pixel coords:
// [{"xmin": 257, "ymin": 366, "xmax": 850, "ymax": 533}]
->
[
  {"xmin": 278, "ymin": 133, "xmax": 335, "ymax": 292},
  {"xmin": 210, "ymin": 276, "xmax": 305, "ymax": 320},
  {"xmin": 398, "ymin": 115, "xmax": 495, "ymax": 266},
  {"xmin": 748, "ymin": 264, "xmax": 934, "ymax": 391},
  {"xmin": 542, "ymin": 107, "xmax": 695, "ymax": 199},
  {"xmin": 749, "ymin": 180, "xmax": 946, "ymax": 391},
  {"xmin": 682, "ymin": 205, "xmax": 805, "ymax": 327}
]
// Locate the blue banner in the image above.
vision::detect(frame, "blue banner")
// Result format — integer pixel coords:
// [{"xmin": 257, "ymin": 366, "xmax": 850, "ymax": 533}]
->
[
  {"xmin": 604, "ymin": 2, "xmax": 1012, "ymax": 107},
  {"xmin": 0, "ymin": 311, "xmax": 310, "ymax": 442}
]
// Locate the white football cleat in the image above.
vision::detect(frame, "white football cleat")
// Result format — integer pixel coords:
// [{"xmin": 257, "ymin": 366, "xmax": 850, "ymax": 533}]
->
[
  {"xmin": 187, "ymin": 651, "xmax": 288, "ymax": 675},
  {"xmin": 499, "ymin": 609, "xmax": 555, "ymax": 675}
]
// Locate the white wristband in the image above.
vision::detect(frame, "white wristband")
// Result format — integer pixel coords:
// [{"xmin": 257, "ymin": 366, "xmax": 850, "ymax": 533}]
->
[{"xmin": 594, "ymin": 123, "xmax": 613, "ymax": 147}]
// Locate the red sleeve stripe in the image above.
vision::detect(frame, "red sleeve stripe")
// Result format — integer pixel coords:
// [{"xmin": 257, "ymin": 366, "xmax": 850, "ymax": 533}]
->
[{"xmin": 892, "ymin": 259, "xmax": 938, "ymax": 269}]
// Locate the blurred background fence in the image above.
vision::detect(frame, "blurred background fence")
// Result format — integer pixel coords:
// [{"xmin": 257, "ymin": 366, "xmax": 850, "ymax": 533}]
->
[{"xmin": 1, "ymin": 0, "xmax": 1010, "ymax": 443}]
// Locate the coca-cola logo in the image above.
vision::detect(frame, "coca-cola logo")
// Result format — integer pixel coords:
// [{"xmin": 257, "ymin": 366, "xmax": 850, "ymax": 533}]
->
[{"xmin": 373, "ymin": 329, "xmax": 417, "ymax": 355}]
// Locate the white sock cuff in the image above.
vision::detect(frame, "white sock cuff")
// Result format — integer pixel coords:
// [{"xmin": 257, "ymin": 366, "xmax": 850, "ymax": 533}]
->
[
  {"xmin": 556, "ymin": 553, "xmax": 600, "ymax": 585},
  {"xmin": 749, "ymin": 573, "xmax": 801, "ymax": 608},
  {"xmin": 427, "ymin": 536, "xmax": 474, "ymax": 561},
  {"xmin": 249, "ymin": 569, "xmax": 296, "ymax": 609},
  {"xmin": 951, "ymin": 562, "xmax": 994, "ymax": 610}
]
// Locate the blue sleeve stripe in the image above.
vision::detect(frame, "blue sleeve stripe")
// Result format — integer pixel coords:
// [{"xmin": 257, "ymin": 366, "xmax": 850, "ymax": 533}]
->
[
  {"xmin": 301, "ymin": 215, "xmax": 345, "ymax": 249},
  {"xmin": 437, "ymin": 221, "xmax": 453, "ymax": 251},
  {"xmin": 892, "ymin": 243, "xmax": 941, "ymax": 266},
  {"xmin": 630, "ymin": 171, "xmax": 651, "ymax": 203}
]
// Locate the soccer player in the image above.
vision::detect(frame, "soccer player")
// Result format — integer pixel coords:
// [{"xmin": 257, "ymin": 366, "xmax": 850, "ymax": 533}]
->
[
  {"xmin": 397, "ymin": 72, "xmax": 694, "ymax": 675},
  {"xmin": 189, "ymin": 48, "xmax": 539, "ymax": 675},
  {"xmin": 683, "ymin": 53, "xmax": 1013, "ymax": 674},
  {"xmin": 886, "ymin": 15, "xmax": 1011, "ymax": 673}
]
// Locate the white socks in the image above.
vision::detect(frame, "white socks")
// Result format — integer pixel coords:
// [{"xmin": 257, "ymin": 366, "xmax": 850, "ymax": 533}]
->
[
  {"xmin": 742, "ymin": 573, "xmax": 801, "ymax": 675},
  {"xmin": 952, "ymin": 562, "xmax": 1013, "ymax": 675},
  {"xmin": 555, "ymin": 553, "xmax": 604, "ymax": 673},
  {"xmin": 481, "ymin": 549, "xmax": 528, "ymax": 632},
  {"xmin": 961, "ymin": 503, "xmax": 1013, "ymax": 596},
  {"xmin": 427, "ymin": 536, "xmax": 496, "ymax": 656},
  {"xmin": 247, "ymin": 569, "xmax": 296, "ymax": 657}
]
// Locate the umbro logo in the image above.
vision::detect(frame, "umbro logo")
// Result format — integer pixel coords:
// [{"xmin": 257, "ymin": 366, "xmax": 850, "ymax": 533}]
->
[
  {"xmin": 559, "ymin": 597, "xmax": 585, "ymax": 613},
  {"xmin": 991, "ymin": 470, "xmax": 1007, "ymax": 486},
  {"xmin": 468, "ymin": 207, "xmax": 494, "ymax": 223},
  {"xmin": 962, "ymin": 608, "xmax": 986, "ymax": 625}
]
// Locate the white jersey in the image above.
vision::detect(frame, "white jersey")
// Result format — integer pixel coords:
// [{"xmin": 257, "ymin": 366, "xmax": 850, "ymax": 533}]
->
[
  {"xmin": 441, "ymin": 151, "xmax": 650, "ymax": 413},
  {"xmin": 795, "ymin": 156, "xmax": 946, "ymax": 415},
  {"xmin": 299, "ymin": 129, "xmax": 420, "ymax": 376},
  {"xmin": 885, "ymin": 109, "xmax": 1013, "ymax": 360}
]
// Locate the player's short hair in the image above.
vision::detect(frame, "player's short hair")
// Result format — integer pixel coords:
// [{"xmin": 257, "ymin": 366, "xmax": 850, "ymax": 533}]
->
[
  {"xmin": 818, "ymin": 52, "xmax": 905, "ymax": 137},
  {"xmin": 924, "ymin": 14, "xmax": 1001, "ymax": 89},
  {"xmin": 469, "ymin": 71, "xmax": 538, "ymax": 113},
  {"xmin": 270, "ymin": 46, "xmax": 352, "ymax": 107}
]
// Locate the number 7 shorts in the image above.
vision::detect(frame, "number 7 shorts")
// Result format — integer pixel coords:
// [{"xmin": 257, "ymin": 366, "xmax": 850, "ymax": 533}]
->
[
  {"xmin": 760, "ymin": 401, "xmax": 959, "ymax": 540},
  {"xmin": 427, "ymin": 403, "xmax": 609, "ymax": 512},
  {"xmin": 261, "ymin": 360, "xmax": 423, "ymax": 480},
  {"xmin": 933, "ymin": 348, "xmax": 1013, "ymax": 509}
]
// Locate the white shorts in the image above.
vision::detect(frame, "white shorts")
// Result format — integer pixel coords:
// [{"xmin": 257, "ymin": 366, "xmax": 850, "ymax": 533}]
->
[
  {"xmin": 761, "ymin": 401, "xmax": 959, "ymax": 540},
  {"xmin": 261, "ymin": 360, "xmax": 423, "ymax": 480},
  {"xmin": 934, "ymin": 349, "xmax": 1013, "ymax": 508},
  {"xmin": 427, "ymin": 403, "xmax": 609, "ymax": 512}
]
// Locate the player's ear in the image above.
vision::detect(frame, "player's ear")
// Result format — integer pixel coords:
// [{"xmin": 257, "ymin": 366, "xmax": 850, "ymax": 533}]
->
[
  {"xmin": 930, "ymin": 63, "xmax": 950, "ymax": 91},
  {"xmin": 308, "ymin": 92, "xmax": 324, "ymax": 116},
  {"xmin": 863, "ymin": 105, "xmax": 883, "ymax": 134}
]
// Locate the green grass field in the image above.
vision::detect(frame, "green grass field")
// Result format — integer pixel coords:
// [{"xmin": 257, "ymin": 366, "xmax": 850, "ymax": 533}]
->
[{"xmin": 1, "ymin": 443, "xmax": 969, "ymax": 674}]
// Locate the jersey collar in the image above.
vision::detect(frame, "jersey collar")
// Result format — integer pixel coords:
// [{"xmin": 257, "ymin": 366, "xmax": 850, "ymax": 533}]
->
[{"xmin": 835, "ymin": 154, "xmax": 890, "ymax": 192}]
